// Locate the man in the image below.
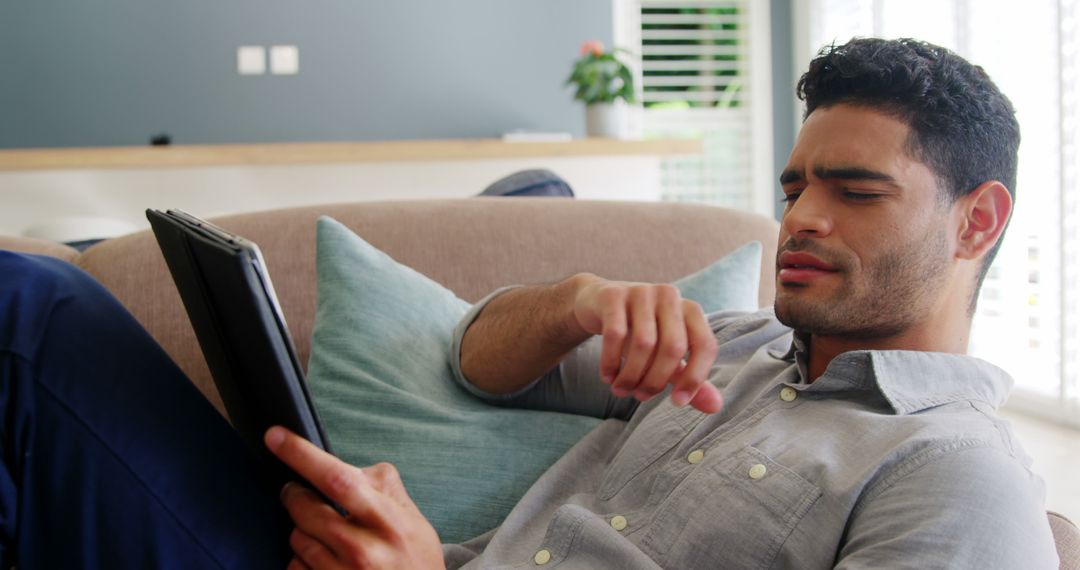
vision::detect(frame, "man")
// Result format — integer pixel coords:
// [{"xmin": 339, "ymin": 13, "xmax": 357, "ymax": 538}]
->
[
  {"xmin": 268, "ymin": 37, "xmax": 1058, "ymax": 568},
  {"xmin": 0, "ymin": 37, "xmax": 1059, "ymax": 568}
]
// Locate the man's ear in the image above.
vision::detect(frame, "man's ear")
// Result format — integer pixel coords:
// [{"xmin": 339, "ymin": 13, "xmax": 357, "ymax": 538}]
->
[{"xmin": 954, "ymin": 181, "xmax": 1013, "ymax": 261}]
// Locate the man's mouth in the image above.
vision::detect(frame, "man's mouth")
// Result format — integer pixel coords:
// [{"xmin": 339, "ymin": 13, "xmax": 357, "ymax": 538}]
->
[{"xmin": 777, "ymin": 251, "xmax": 839, "ymax": 283}]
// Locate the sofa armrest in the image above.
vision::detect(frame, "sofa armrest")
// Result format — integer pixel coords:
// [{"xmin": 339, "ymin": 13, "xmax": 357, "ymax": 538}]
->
[{"xmin": 1050, "ymin": 511, "xmax": 1080, "ymax": 570}]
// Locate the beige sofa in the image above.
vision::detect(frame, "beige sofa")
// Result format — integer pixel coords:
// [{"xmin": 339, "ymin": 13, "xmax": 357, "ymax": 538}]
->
[{"xmin": 2, "ymin": 198, "xmax": 1077, "ymax": 568}]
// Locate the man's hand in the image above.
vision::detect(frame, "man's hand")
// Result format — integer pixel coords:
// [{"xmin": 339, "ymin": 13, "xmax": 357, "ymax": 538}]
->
[
  {"xmin": 265, "ymin": 427, "xmax": 444, "ymax": 570},
  {"xmin": 572, "ymin": 276, "xmax": 723, "ymax": 413}
]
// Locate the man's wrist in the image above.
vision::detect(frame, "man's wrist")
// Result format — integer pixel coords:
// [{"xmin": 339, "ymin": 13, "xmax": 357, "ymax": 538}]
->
[{"xmin": 556, "ymin": 272, "xmax": 601, "ymax": 345}]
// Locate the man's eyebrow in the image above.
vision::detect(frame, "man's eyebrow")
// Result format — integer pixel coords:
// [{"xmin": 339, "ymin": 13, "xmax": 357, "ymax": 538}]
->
[
  {"xmin": 813, "ymin": 166, "xmax": 898, "ymax": 185},
  {"xmin": 779, "ymin": 166, "xmax": 899, "ymax": 187},
  {"xmin": 779, "ymin": 169, "xmax": 803, "ymax": 185}
]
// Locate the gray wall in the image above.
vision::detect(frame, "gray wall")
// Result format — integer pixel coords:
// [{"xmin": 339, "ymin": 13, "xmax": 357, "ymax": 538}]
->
[{"xmin": 0, "ymin": 1, "xmax": 612, "ymax": 148}]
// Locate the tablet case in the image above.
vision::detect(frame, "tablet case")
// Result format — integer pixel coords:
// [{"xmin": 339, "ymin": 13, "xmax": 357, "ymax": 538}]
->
[{"xmin": 146, "ymin": 208, "xmax": 332, "ymax": 489}]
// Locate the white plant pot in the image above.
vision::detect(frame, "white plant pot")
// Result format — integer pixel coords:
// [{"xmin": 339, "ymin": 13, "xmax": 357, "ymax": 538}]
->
[{"xmin": 584, "ymin": 102, "xmax": 628, "ymax": 139}]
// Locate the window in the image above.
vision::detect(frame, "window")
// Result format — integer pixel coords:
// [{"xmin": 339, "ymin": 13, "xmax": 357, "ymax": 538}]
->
[
  {"xmin": 796, "ymin": 0, "xmax": 1080, "ymax": 426},
  {"xmin": 616, "ymin": 0, "xmax": 774, "ymax": 217}
]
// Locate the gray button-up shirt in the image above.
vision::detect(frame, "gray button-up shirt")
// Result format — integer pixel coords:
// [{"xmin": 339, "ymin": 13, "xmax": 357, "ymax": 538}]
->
[{"xmin": 444, "ymin": 302, "xmax": 1059, "ymax": 569}]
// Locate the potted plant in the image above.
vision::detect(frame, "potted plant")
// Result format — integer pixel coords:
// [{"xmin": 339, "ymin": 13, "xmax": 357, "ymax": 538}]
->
[{"xmin": 566, "ymin": 41, "xmax": 636, "ymax": 138}]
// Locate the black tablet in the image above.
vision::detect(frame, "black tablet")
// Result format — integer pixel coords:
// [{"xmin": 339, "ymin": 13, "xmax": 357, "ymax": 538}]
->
[{"xmin": 147, "ymin": 208, "xmax": 331, "ymax": 489}]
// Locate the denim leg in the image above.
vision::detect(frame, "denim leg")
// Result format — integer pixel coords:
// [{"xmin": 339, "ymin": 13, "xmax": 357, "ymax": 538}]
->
[{"xmin": 0, "ymin": 251, "xmax": 292, "ymax": 569}]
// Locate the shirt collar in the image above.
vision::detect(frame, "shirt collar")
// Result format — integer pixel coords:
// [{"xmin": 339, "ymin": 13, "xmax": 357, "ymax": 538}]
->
[{"xmin": 776, "ymin": 335, "xmax": 1013, "ymax": 415}]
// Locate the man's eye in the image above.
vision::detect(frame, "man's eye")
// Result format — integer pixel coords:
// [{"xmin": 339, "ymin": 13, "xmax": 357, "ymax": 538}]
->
[
  {"xmin": 780, "ymin": 192, "xmax": 801, "ymax": 203},
  {"xmin": 843, "ymin": 191, "xmax": 880, "ymax": 201}
]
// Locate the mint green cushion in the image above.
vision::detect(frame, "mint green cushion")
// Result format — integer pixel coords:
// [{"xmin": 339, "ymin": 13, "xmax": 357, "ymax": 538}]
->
[
  {"xmin": 671, "ymin": 239, "xmax": 761, "ymax": 313},
  {"xmin": 307, "ymin": 216, "xmax": 760, "ymax": 543}
]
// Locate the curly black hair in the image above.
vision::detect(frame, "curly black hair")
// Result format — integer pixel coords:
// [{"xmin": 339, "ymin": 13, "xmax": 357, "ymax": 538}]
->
[{"xmin": 797, "ymin": 37, "xmax": 1020, "ymax": 276}]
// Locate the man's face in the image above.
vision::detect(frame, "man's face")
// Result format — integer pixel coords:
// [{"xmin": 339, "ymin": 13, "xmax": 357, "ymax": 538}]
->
[{"xmin": 774, "ymin": 104, "xmax": 956, "ymax": 339}]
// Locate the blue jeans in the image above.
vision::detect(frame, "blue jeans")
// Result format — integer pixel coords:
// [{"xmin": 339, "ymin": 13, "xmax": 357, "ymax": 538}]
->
[{"xmin": 0, "ymin": 251, "xmax": 292, "ymax": 568}]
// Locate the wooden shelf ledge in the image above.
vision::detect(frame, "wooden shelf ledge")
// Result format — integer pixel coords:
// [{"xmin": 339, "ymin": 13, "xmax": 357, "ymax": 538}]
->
[{"xmin": 0, "ymin": 138, "xmax": 703, "ymax": 171}]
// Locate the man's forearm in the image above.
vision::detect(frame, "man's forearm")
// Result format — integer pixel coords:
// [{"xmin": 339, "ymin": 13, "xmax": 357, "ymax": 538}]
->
[
  {"xmin": 460, "ymin": 272, "xmax": 725, "ymax": 414},
  {"xmin": 459, "ymin": 273, "xmax": 598, "ymax": 395}
]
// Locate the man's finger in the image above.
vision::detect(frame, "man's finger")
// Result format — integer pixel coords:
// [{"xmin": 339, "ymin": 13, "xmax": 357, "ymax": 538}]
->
[
  {"xmin": 635, "ymin": 288, "xmax": 688, "ymax": 399},
  {"xmin": 281, "ymin": 482, "xmax": 347, "ymax": 529},
  {"xmin": 266, "ymin": 427, "xmax": 398, "ymax": 530},
  {"xmin": 689, "ymin": 383, "xmax": 724, "ymax": 414},
  {"xmin": 287, "ymin": 556, "xmax": 314, "ymax": 570},
  {"xmin": 669, "ymin": 302, "xmax": 719, "ymax": 408},
  {"xmin": 611, "ymin": 289, "xmax": 658, "ymax": 394},
  {"xmin": 289, "ymin": 526, "xmax": 346, "ymax": 570},
  {"xmin": 280, "ymin": 482, "xmax": 366, "ymax": 555},
  {"xmin": 598, "ymin": 294, "xmax": 629, "ymax": 384},
  {"xmin": 359, "ymin": 462, "xmax": 417, "ymax": 512}
]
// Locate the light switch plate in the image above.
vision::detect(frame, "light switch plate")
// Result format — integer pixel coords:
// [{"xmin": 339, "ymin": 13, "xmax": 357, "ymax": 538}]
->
[
  {"xmin": 237, "ymin": 46, "xmax": 266, "ymax": 75},
  {"xmin": 270, "ymin": 45, "xmax": 299, "ymax": 75}
]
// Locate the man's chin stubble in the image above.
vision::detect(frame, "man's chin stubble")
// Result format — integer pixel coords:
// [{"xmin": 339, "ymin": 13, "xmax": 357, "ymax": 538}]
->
[{"xmin": 774, "ymin": 293, "xmax": 913, "ymax": 341}]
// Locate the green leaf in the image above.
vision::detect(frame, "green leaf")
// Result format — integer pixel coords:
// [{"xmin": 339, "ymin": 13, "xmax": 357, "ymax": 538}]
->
[{"xmin": 566, "ymin": 45, "xmax": 637, "ymax": 104}]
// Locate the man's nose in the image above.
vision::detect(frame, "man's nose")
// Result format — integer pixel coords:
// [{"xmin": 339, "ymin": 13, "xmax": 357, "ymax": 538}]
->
[{"xmin": 781, "ymin": 186, "xmax": 833, "ymax": 238}]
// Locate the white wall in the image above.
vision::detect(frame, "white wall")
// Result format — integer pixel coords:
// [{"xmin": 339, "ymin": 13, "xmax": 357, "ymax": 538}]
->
[{"xmin": 2, "ymin": 156, "xmax": 665, "ymax": 241}]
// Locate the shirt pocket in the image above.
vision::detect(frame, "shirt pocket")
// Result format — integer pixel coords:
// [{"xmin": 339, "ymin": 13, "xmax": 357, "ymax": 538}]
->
[
  {"xmin": 598, "ymin": 404, "xmax": 705, "ymax": 500},
  {"xmin": 640, "ymin": 445, "xmax": 822, "ymax": 570}
]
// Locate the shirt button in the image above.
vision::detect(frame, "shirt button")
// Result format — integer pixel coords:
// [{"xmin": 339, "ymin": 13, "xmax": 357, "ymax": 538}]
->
[
  {"xmin": 610, "ymin": 515, "xmax": 628, "ymax": 531},
  {"xmin": 748, "ymin": 463, "xmax": 768, "ymax": 480},
  {"xmin": 687, "ymin": 449, "xmax": 705, "ymax": 464},
  {"xmin": 779, "ymin": 386, "xmax": 798, "ymax": 402},
  {"xmin": 534, "ymin": 549, "xmax": 552, "ymax": 565}
]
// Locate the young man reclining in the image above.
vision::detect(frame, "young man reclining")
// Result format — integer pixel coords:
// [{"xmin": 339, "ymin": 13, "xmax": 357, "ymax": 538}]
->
[{"xmin": 0, "ymin": 37, "xmax": 1060, "ymax": 568}]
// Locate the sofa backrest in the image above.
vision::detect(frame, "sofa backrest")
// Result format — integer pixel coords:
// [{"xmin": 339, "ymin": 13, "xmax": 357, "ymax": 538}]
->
[{"xmin": 1, "ymin": 198, "xmax": 779, "ymax": 416}]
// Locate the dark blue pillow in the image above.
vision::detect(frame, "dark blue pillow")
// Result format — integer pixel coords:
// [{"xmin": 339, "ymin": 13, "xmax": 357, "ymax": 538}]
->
[{"xmin": 478, "ymin": 169, "xmax": 574, "ymax": 198}]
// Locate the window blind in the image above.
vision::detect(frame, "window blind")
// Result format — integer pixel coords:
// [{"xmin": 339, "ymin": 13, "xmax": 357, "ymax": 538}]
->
[{"xmin": 620, "ymin": 0, "xmax": 772, "ymax": 215}]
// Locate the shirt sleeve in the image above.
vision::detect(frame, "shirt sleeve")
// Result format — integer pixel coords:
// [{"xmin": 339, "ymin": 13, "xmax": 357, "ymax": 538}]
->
[
  {"xmin": 834, "ymin": 441, "xmax": 1059, "ymax": 569},
  {"xmin": 449, "ymin": 286, "xmax": 639, "ymax": 420}
]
